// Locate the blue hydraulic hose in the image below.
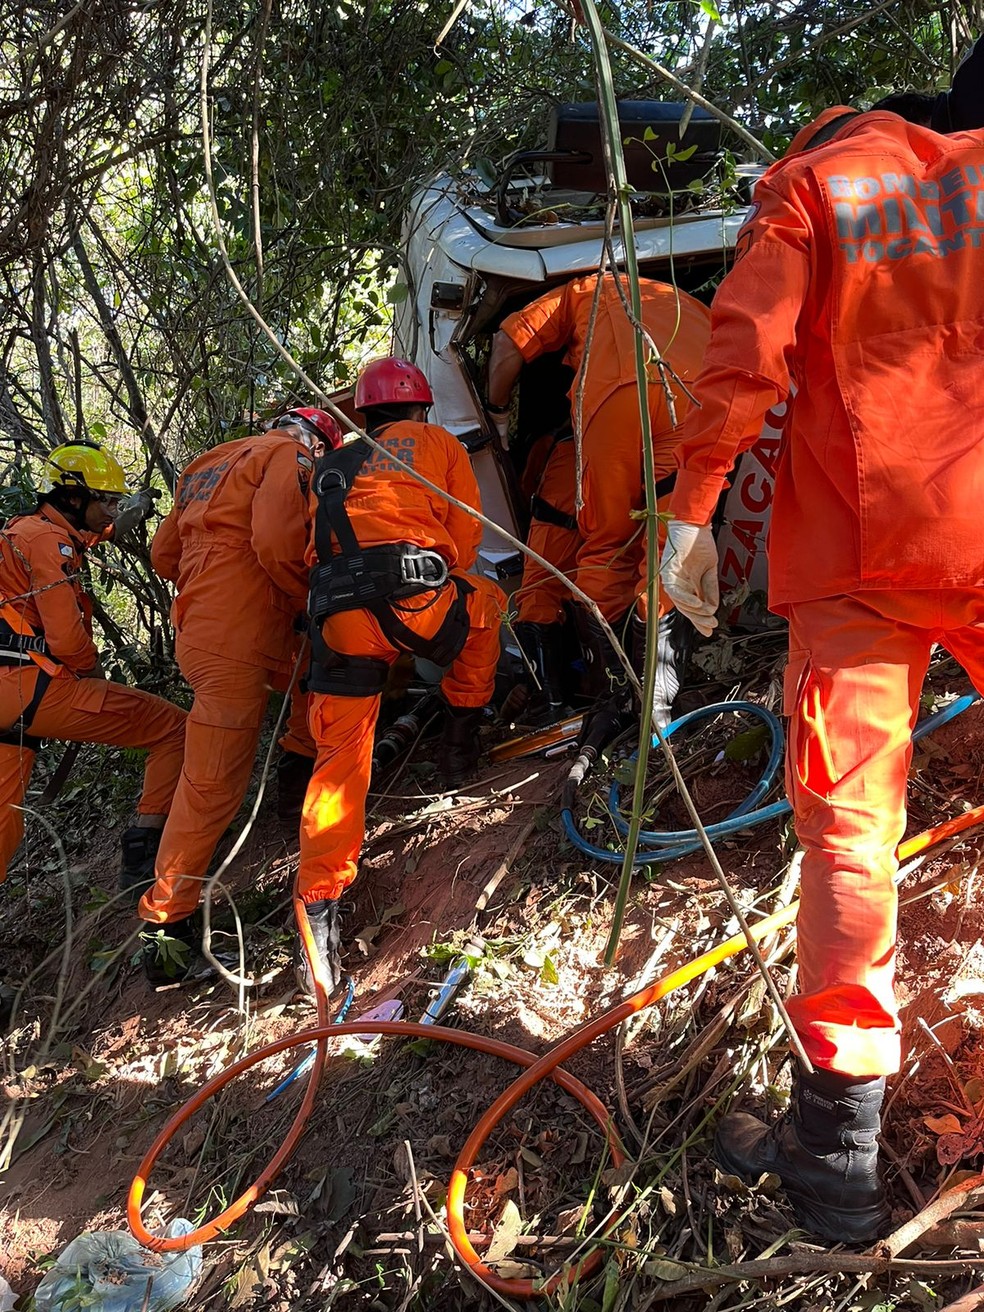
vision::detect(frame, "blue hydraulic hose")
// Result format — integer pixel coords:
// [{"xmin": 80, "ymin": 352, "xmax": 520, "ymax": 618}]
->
[
  {"xmin": 265, "ymin": 976, "xmax": 356, "ymax": 1103},
  {"xmin": 562, "ymin": 692, "xmax": 980, "ymax": 868},
  {"xmin": 608, "ymin": 701, "xmax": 784, "ymax": 846}
]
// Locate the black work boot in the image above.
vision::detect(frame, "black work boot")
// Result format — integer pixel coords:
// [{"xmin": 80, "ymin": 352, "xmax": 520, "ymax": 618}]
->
[
  {"xmin": 141, "ymin": 915, "xmax": 199, "ymax": 987},
  {"xmin": 440, "ymin": 704, "xmax": 484, "ymax": 788},
  {"xmin": 277, "ymin": 750, "xmax": 316, "ymax": 822},
  {"xmin": 572, "ymin": 607, "xmax": 632, "ymax": 752},
  {"xmin": 119, "ymin": 826, "xmax": 163, "ymax": 904},
  {"xmin": 715, "ymin": 1068, "xmax": 889, "ymax": 1243},
  {"xmin": 294, "ymin": 899, "xmax": 343, "ymax": 999},
  {"xmin": 630, "ymin": 609, "xmax": 695, "ymax": 732},
  {"xmin": 572, "ymin": 606, "xmax": 630, "ymax": 703},
  {"xmin": 502, "ymin": 621, "xmax": 567, "ymax": 722}
]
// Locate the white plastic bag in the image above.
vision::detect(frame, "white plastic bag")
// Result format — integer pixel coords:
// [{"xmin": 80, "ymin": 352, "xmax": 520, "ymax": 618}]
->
[{"xmin": 34, "ymin": 1218, "xmax": 201, "ymax": 1312}]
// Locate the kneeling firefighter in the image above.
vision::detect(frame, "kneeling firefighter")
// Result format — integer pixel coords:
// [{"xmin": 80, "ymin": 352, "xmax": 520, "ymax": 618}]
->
[
  {"xmin": 0, "ymin": 442, "xmax": 187, "ymax": 894},
  {"xmin": 296, "ymin": 358, "xmax": 505, "ymax": 995}
]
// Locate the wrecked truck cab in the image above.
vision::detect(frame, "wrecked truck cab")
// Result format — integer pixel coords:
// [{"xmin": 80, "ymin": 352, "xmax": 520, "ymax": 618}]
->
[{"xmin": 394, "ymin": 101, "xmax": 774, "ymax": 623}]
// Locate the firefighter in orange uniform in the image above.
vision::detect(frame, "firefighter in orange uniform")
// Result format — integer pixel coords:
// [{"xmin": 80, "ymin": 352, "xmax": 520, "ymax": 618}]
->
[
  {"xmin": 138, "ymin": 408, "xmax": 342, "ymax": 984},
  {"xmin": 297, "ymin": 358, "xmax": 504, "ymax": 994},
  {"xmin": 488, "ymin": 271, "xmax": 711, "ymax": 727},
  {"xmin": 660, "ymin": 100, "xmax": 984, "ymax": 1242},
  {"xmin": 0, "ymin": 442, "xmax": 187, "ymax": 895}
]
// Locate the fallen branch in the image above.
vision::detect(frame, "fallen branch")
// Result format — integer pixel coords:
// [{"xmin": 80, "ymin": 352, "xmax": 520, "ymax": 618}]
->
[
  {"xmin": 939, "ymin": 1282, "xmax": 984, "ymax": 1312},
  {"xmin": 638, "ymin": 1253, "xmax": 984, "ymax": 1304},
  {"xmin": 878, "ymin": 1174, "xmax": 984, "ymax": 1258}
]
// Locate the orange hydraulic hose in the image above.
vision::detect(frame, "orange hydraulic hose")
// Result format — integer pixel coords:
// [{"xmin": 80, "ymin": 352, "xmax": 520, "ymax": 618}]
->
[
  {"xmin": 127, "ymin": 810, "xmax": 984, "ymax": 1296},
  {"xmin": 898, "ymin": 800, "xmax": 984, "ymax": 862}
]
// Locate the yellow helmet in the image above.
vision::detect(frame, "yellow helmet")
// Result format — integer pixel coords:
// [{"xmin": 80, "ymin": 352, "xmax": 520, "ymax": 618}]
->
[{"xmin": 42, "ymin": 442, "xmax": 129, "ymax": 496}]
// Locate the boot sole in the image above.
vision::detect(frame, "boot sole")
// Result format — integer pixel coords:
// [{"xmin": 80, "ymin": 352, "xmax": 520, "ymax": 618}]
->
[{"xmin": 714, "ymin": 1129, "xmax": 889, "ymax": 1245}]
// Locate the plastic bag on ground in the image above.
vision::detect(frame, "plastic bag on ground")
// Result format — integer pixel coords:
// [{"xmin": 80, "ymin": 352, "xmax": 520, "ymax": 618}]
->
[
  {"xmin": 0, "ymin": 1274, "xmax": 16, "ymax": 1312},
  {"xmin": 34, "ymin": 1218, "xmax": 202, "ymax": 1312}
]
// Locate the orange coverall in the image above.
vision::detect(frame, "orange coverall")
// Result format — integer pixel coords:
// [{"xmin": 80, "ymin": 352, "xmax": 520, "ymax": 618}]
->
[
  {"xmin": 669, "ymin": 112, "xmax": 984, "ymax": 1077},
  {"xmin": 298, "ymin": 422, "xmax": 505, "ymax": 904},
  {"xmin": 140, "ymin": 430, "xmax": 316, "ymax": 924},
  {"xmin": 501, "ymin": 274, "xmax": 711, "ymax": 621},
  {"xmin": 515, "ymin": 434, "xmax": 580, "ymax": 626},
  {"xmin": 0, "ymin": 505, "xmax": 186, "ymax": 880}
]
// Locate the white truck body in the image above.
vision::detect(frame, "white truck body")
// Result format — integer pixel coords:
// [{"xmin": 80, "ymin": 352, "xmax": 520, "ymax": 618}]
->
[{"xmin": 394, "ymin": 159, "xmax": 775, "ymax": 622}]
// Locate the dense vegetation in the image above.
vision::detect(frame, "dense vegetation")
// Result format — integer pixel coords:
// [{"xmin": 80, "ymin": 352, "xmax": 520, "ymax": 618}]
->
[{"xmin": 0, "ymin": 0, "xmax": 971, "ymax": 656}]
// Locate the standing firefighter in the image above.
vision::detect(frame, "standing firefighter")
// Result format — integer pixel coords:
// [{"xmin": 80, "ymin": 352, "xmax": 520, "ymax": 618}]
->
[
  {"xmin": 0, "ymin": 442, "xmax": 186, "ymax": 890},
  {"xmin": 488, "ymin": 271, "xmax": 711, "ymax": 728},
  {"xmin": 138, "ymin": 408, "xmax": 342, "ymax": 984},
  {"xmin": 660, "ymin": 104, "xmax": 984, "ymax": 1241},
  {"xmin": 297, "ymin": 358, "xmax": 505, "ymax": 996}
]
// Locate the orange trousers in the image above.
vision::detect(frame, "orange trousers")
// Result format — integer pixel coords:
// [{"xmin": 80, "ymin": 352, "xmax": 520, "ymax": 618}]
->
[
  {"xmin": 578, "ymin": 386, "xmax": 678, "ymax": 621},
  {"xmin": 297, "ymin": 574, "xmax": 504, "ymax": 904},
  {"xmin": 783, "ymin": 589, "xmax": 984, "ymax": 1078},
  {"xmin": 139, "ymin": 639, "xmax": 315, "ymax": 924},
  {"xmin": 0, "ymin": 668, "xmax": 187, "ymax": 882},
  {"xmin": 516, "ymin": 439, "xmax": 580, "ymax": 626}
]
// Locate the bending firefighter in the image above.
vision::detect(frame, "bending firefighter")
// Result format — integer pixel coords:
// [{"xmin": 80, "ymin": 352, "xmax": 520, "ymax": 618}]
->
[
  {"xmin": 297, "ymin": 358, "xmax": 504, "ymax": 996},
  {"xmin": 488, "ymin": 271, "xmax": 710, "ymax": 728},
  {"xmin": 0, "ymin": 442, "xmax": 186, "ymax": 893},
  {"xmin": 137, "ymin": 408, "xmax": 343, "ymax": 985},
  {"xmin": 660, "ymin": 98, "xmax": 984, "ymax": 1241}
]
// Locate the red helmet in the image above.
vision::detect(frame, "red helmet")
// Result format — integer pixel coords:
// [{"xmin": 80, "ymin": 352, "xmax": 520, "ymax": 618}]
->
[
  {"xmin": 354, "ymin": 358, "xmax": 433, "ymax": 409},
  {"xmin": 278, "ymin": 407, "xmax": 344, "ymax": 450}
]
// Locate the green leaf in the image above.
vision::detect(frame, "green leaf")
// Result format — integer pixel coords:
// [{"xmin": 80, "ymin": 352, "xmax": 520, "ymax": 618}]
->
[
  {"xmin": 671, "ymin": 143, "xmax": 698, "ymax": 162},
  {"xmin": 643, "ymin": 125, "xmax": 658, "ymax": 141},
  {"xmin": 723, "ymin": 724, "xmax": 769, "ymax": 762},
  {"xmin": 89, "ymin": 421, "xmax": 107, "ymax": 440},
  {"xmin": 699, "ymin": 0, "xmax": 721, "ymax": 18},
  {"xmin": 386, "ymin": 282, "xmax": 409, "ymax": 304},
  {"xmin": 540, "ymin": 953, "xmax": 559, "ymax": 986},
  {"xmin": 601, "ymin": 1259, "xmax": 620, "ymax": 1311}
]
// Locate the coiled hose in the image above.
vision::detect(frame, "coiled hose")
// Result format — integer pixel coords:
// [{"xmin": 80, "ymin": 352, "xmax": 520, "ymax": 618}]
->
[
  {"xmin": 128, "ymin": 693, "xmax": 984, "ymax": 1299},
  {"xmin": 562, "ymin": 693, "xmax": 980, "ymax": 866}
]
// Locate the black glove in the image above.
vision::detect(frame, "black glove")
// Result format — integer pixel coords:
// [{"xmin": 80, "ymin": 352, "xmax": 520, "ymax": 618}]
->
[{"xmin": 114, "ymin": 488, "xmax": 161, "ymax": 536}]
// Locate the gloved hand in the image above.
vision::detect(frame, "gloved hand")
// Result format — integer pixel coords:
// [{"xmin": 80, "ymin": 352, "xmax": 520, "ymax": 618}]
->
[
  {"xmin": 488, "ymin": 406, "xmax": 511, "ymax": 451},
  {"xmin": 113, "ymin": 488, "xmax": 161, "ymax": 536},
  {"xmin": 78, "ymin": 658, "xmax": 108, "ymax": 680},
  {"xmin": 659, "ymin": 520, "xmax": 720, "ymax": 637}
]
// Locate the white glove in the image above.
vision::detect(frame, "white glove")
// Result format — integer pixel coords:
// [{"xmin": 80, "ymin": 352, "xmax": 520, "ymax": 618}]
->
[
  {"xmin": 493, "ymin": 412, "xmax": 510, "ymax": 451},
  {"xmin": 659, "ymin": 520, "xmax": 719, "ymax": 637}
]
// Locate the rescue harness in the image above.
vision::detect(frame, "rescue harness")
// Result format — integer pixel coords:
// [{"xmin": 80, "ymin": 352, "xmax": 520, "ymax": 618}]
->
[
  {"xmin": 306, "ymin": 435, "xmax": 471, "ymax": 697},
  {"xmin": 0, "ymin": 609, "xmax": 57, "ymax": 749},
  {"xmin": 0, "ymin": 518, "xmax": 71, "ymax": 749}
]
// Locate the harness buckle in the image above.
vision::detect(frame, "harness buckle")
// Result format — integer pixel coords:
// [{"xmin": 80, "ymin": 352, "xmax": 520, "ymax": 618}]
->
[
  {"xmin": 0, "ymin": 633, "xmax": 45, "ymax": 656},
  {"xmin": 314, "ymin": 466, "xmax": 348, "ymax": 497},
  {"xmin": 400, "ymin": 549, "xmax": 448, "ymax": 589}
]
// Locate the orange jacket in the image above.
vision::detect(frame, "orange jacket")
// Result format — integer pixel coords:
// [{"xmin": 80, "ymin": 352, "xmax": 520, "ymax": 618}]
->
[
  {"xmin": 152, "ymin": 430, "xmax": 313, "ymax": 670},
  {"xmin": 0, "ymin": 505, "xmax": 98, "ymax": 674},
  {"xmin": 308, "ymin": 422, "xmax": 483, "ymax": 571},
  {"xmin": 670, "ymin": 113, "xmax": 984, "ymax": 610},
  {"xmin": 500, "ymin": 272, "xmax": 711, "ymax": 435}
]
